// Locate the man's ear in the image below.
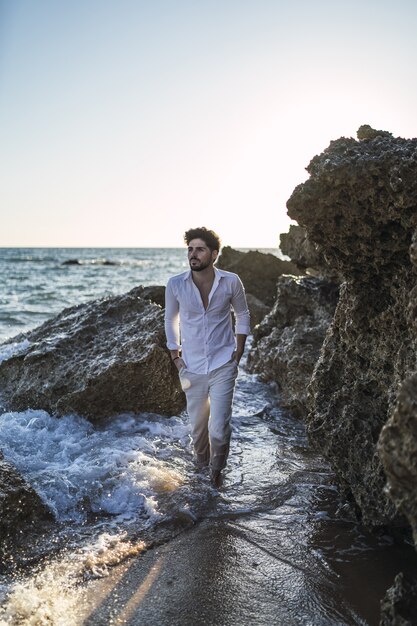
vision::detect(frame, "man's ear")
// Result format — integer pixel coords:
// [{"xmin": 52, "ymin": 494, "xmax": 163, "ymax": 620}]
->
[{"xmin": 212, "ymin": 249, "xmax": 218, "ymax": 263}]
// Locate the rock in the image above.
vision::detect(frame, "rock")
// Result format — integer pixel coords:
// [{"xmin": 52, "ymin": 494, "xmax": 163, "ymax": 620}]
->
[
  {"xmin": 378, "ymin": 227, "xmax": 417, "ymax": 543},
  {"xmin": 378, "ymin": 375, "xmax": 417, "ymax": 542},
  {"xmin": 0, "ymin": 453, "xmax": 53, "ymax": 539},
  {"xmin": 140, "ymin": 285, "xmax": 166, "ymax": 308},
  {"xmin": 357, "ymin": 124, "xmax": 393, "ymax": 141},
  {"xmin": 279, "ymin": 225, "xmax": 341, "ymax": 282},
  {"xmin": 286, "ymin": 127, "xmax": 417, "ymax": 528},
  {"xmin": 0, "ymin": 286, "xmax": 185, "ymax": 420},
  {"xmin": 287, "ymin": 130, "xmax": 417, "ymax": 283},
  {"xmin": 245, "ymin": 294, "xmax": 271, "ymax": 329},
  {"xmin": 279, "ymin": 225, "xmax": 321, "ymax": 270},
  {"xmin": 61, "ymin": 259, "xmax": 117, "ymax": 266},
  {"xmin": 217, "ymin": 246, "xmax": 302, "ymax": 307},
  {"xmin": 247, "ymin": 276, "xmax": 338, "ymax": 418},
  {"xmin": 380, "ymin": 572, "xmax": 417, "ymax": 626}
]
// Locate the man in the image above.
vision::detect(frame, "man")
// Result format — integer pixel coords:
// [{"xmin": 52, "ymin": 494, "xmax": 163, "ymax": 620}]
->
[{"xmin": 164, "ymin": 227, "xmax": 250, "ymax": 487}]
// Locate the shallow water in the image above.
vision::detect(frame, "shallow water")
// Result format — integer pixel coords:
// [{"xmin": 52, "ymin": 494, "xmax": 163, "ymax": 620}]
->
[
  {"xmin": 0, "ymin": 247, "xmax": 189, "ymax": 342},
  {"xmin": 1, "ymin": 362, "xmax": 415, "ymax": 625}
]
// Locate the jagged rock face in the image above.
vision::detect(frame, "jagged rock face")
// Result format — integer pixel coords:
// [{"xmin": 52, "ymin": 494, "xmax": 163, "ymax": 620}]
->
[
  {"xmin": 247, "ymin": 276, "xmax": 338, "ymax": 418},
  {"xmin": 217, "ymin": 246, "xmax": 301, "ymax": 307},
  {"xmin": 378, "ymin": 229, "xmax": 417, "ymax": 543},
  {"xmin": 379, "ymin": 375, "xmax": 417, "ymax": 542},
  {"xmin": 0, "ymin": 286, "xmax": 185, "ymax": 420},
  {"xmin": 286, "ymin": 130, "xmax": 417, "ymax": 528},
  {"xmin": 0, "ymin": 454, "xmax": 53, "ymax": 538},
  {"xmin": 287, "ymin": 134, "xmax": 417, "ymax": 282},
  {"xmin": 280, "ymin": 225, "xmax": 322, "ymax": 273},
  {"xmin": 380, "ymin": 572, "xmax": 417, "ymax": 626},
  {"xmin": 245, "ymin": 293, "xmax": 271, "ymax": 329},
  {"xmin": 308, "ymin": 277, "xmax": 412, "ymax": 525},
  {"xmin": 279, "ymin": 225, "xmax": 341, "ymax": 282}
]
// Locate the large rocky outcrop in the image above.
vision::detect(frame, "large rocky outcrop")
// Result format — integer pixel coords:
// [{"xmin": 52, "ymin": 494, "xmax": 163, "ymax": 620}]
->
[
  {"xmin": 286, "ymin": 127, "xmax": 417, "ymax": 529},
  {"xmin": 0, "ymin": 286, "xmax": 185, "ymax": 420},
  {"xmin": 0, "ymin": 452, "xmax": 53, "ymax": 539},
  {"xmin": 247, "ymin": 276, "xmax": 339, "ymax": 417}
]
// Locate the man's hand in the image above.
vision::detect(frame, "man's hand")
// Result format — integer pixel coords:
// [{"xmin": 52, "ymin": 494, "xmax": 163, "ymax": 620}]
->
[
  {"xmin": 233, "ymin": 333, "xmax": 247, "ymax": 365},
  {"xmin": 170, "ymin": 350, "xmax": 185, "ymax": 372},
  {"xmin": 174, "ymin": 357, "xmax": 186, "ymax": 371},
  {"xmin": 232, "ymin": 350, "xmax": 243, "ymax": 365}
]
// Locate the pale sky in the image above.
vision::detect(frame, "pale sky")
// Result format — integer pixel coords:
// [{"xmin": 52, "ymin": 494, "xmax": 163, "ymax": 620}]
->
[{"xmin": 1, "ymin": 0, "xmax": 416, "ymax": 248}]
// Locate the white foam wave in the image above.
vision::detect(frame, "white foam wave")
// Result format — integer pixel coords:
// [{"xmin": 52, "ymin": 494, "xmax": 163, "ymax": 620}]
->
[{"xmin": 0, "ymin": 410, "xmax": 191, "ymax": 524}]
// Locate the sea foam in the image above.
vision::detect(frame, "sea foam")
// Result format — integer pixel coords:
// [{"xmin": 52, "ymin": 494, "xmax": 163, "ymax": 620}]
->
[{"xmin": 0, "ymin": 409, "xmax": 191, "ymax": 524}]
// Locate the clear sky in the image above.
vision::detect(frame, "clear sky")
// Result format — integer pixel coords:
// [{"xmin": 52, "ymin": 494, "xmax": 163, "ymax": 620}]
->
[{"xmin": 1, "ymin": 0, "xmax": 416, "ymax": 248}]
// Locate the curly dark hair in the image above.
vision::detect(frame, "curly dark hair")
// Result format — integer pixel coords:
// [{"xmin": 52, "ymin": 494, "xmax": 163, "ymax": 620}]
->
[{"xmin": 183, "ymin": 227, "xmax": 221, "ymax": 252}]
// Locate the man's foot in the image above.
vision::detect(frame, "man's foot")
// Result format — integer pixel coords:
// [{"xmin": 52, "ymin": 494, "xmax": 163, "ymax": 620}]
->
[{"xmin": 210, "ymin": 469, "xmax": 223, "ymax": 488}]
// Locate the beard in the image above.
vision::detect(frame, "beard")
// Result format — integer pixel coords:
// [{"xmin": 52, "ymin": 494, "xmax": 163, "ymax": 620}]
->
[{"xmin": 189, "ymin": 258, "xmax": 211, "ymax": 271}]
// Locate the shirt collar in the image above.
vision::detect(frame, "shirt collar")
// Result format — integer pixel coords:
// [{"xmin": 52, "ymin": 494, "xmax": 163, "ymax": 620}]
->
[{"xmin": 182, "ymin": 267, "xmax": 224, "ymax": 281}]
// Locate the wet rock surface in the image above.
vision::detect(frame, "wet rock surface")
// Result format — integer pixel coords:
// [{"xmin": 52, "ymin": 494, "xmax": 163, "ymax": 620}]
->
[
  {"xmin": 0, "ymin": 286, "xmax": 185, "ymax": 420},
  {"xmin": 286, "ymin": 128, "xmax": 417, "ymax": 530},
  {"xmin": 380, "ymin": 572, "xmax": 417, "ymax": 626},
  {"xmin": 0, "ymin": 453, "xmax": 53, "ymax": 540},
  {"xmin": 247, "ymin": 276, "xmax": 339, "ymax": 418}
]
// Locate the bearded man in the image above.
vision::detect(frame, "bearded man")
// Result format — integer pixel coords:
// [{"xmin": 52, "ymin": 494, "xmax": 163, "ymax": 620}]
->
[{"xmin": 164, "ymin": 227, "xmax": 250, "ymax": 487}]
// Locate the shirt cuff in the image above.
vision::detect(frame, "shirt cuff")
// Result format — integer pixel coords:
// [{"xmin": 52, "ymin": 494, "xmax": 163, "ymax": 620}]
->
[
  {"xmin": 166, "ymin": 340, "xmax": 181, "ymax": 350},
  {"xmin": 235, "ymin": 321, "xmax": 251, "ymax": 335}
]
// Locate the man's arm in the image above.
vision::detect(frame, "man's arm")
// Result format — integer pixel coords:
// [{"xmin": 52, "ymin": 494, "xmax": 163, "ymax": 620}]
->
[
  {"xmin": 231, "ymin": 276, "xmax": 251, "ymax": 364},
  {"xmin": 234, "ymin": 333, "xmax": 247, "ymax": 364},
  {"xmin": 164, "ymin": 279, "xmax": 182, "ymax": 369}
]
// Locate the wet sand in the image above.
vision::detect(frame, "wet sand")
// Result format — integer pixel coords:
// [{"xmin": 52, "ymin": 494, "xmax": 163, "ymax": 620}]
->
[
  {"xmin": 75, "ymin": 509, "xmax": 413, "ymax": 626},
  {"xmin": 78, "ymin": 517, "xmax": 318, "ymax": 626}
]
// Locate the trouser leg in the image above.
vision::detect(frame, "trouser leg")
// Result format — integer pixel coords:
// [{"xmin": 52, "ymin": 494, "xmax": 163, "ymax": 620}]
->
[
  {"xmin": 208, "ymin": 361, "xmax": 238, "ymax": 471},
  {"xmin": 181, "ymin": 372, "xmax": 211, "ymax": 466}
]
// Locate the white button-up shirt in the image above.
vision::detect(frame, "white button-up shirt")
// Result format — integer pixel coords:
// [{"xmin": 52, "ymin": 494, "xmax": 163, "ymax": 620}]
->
[{"xmin": 165, "ymin": 268, "xmax": 251, "ymax": 374}]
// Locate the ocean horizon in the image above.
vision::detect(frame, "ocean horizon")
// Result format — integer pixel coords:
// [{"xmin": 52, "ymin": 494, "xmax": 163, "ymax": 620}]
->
[{"xmin": 0, "ymin": 246, "xmax": 282, "ymax": 344}]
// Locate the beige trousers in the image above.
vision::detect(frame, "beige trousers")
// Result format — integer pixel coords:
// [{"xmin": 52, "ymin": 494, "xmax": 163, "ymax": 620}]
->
[{"xmin": 179, "ymin": 359, "xmax": 239, "ymax": 471}]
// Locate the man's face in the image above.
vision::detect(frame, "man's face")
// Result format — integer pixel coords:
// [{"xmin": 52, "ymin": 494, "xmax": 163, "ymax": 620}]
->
[{"xmin": 187, "ymin": 238, "xmax": 217, "ymax": 272}]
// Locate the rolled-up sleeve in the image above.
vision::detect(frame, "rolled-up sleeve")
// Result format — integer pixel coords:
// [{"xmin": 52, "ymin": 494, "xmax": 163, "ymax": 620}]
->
[
  {"xmin": 231, "ymin": 276, "xmax": 251, "ymax": 335},
  {"xmin": 164, "ymin": 278, "xmax": 181, "ymax": 350}
]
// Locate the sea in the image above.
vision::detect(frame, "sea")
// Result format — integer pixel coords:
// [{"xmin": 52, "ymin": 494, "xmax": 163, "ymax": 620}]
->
[{"xmin": 0, "ymin": 247, "xmax": 415, "ymax": 625}]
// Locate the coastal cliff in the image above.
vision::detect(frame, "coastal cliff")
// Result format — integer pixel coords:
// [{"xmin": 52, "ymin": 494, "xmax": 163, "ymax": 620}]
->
[{"xmin": 286, "ymin": 127, "xmax": 417, "ymax": 535}]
